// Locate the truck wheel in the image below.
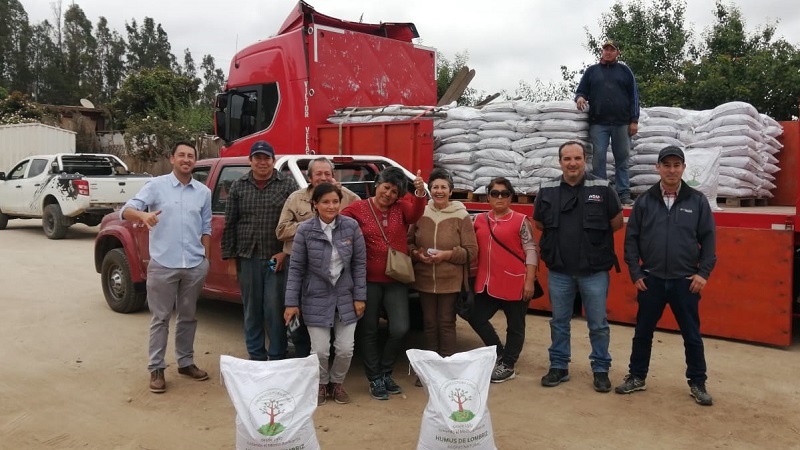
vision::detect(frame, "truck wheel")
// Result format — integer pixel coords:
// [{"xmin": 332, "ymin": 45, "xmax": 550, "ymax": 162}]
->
[
  {"xmin": 42, "ymin": 204, "xmax": 69, "ymax": 239},
  {"xmin": 101, "ymin": 248, "xmax": 147, "ymax": 313},
  {"xmin": 0, "ymin": 210, "xmax": 8, "ymax": 230}
]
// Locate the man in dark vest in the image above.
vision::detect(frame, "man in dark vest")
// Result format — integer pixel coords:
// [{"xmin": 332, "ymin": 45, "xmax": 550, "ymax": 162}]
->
[{"xmin": 533, "ymin": 141, "xmax": 623, "ymax": 393}]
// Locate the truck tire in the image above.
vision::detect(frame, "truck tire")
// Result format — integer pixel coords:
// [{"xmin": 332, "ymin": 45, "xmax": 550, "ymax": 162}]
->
[
  {"xmin": 101, "ymin": 248, "xmax": 147, "ymax": 313},
  {"xmin": 0, "ymin": 210, "xmax": 8, "ymax": 230},
  {"xmin": 42, "ymin": 204, "xmax": 69, "ymax": 239}
]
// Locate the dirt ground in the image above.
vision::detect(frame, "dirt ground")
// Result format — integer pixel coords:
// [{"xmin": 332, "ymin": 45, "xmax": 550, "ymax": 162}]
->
[{"xmin": 1, "ymin": 221, "xmax": 800, "ymax": 450}]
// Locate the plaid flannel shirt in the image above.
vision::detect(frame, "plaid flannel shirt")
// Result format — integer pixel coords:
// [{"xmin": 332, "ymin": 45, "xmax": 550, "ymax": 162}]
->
[{"xmin": 221, "ymin": 170, "xmax": 299, "ymax": 260}]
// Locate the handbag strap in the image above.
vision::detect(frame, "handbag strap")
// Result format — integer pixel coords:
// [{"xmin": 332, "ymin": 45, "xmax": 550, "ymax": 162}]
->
[
  {"xmin": 368, "ymin": 199, "xmax": 390, "ymax": 244},
  {"xmin": 486, "ymin": 212, "xmax": 525, "ymax": 264}
]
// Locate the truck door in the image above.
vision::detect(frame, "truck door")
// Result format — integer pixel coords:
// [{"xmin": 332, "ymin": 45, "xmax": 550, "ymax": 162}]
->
[
  {"xmin": 204, "ymin": 164, "xmax": 250, "ymax": 298},
  {"xmin": 0, "ymin": 159, "xmax": 31, "ymax": 214},
  {"xmin": 19, "ymin": 158, "xmax": 51, "ymax": 214}
]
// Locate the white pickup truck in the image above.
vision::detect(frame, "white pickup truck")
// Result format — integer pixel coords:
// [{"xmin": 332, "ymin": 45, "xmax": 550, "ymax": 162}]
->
[{"xmin": 0, "ymin": 153, "xmax": 152, "ymax": 239}]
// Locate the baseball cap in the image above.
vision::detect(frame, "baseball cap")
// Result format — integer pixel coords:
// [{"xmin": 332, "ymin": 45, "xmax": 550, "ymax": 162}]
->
[
  {"xmin": 602, "ymin": 39, "xmax": 620, "ymax": 50},
  {"xmin": 250, "ymin": 141, "xmax": 275, "ymax": 158},
  {"xmin": 657, "ymin": 146, "xmax": 685, "ymax": 163}
]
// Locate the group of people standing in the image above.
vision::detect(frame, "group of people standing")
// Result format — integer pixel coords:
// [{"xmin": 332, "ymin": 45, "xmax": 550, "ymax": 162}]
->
[{"xmin": 121, "ymin": 37, "xmax": 716, "ymax": 408}]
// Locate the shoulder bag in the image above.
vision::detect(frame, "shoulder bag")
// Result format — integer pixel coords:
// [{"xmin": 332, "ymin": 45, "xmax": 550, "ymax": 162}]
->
[
  {"xmin": 485, "ymin": 213, "xmax": 544, "ymax": 299},
  {"xmin": 368, "ymin": 200, "xmax": 415, "ymax": 284}
]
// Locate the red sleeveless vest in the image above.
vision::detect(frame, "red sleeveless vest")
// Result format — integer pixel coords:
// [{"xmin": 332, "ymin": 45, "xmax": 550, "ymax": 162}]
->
[{"xmin": 474, "ymin": 211, "xmax": 526, "ymax": 301}]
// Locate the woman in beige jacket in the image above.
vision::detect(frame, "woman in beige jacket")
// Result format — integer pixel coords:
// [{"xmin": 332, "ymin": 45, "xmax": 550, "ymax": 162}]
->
[{"xmin": 408, "ymin": 168, "xmax": 478, "ymax": 364}]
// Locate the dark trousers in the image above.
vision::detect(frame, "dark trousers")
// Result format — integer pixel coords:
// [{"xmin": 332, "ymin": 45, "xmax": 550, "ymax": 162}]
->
[
  {"xmin": 419, "ymin": 292, "xmax": 458, "ymax": 357},
  {"xmin": 357, "ymin": 281, "xmax": 409, "ymax": 381},
  {"xmin": 628, "ymin": 275, "xmax": 708, "ymax": 385},
  {"xmin": 467, "ymin": 291, "xmax": 529, "ymax": 368},
  {"xmin": 237, "ymin": 256, "xmax": 285, "ymax": 360}
]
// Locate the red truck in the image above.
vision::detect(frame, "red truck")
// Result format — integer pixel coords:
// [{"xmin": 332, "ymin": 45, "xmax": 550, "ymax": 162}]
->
[
  {"xmin": 94, "ymin": 155, "xmax": 420, "ymax": 313},
  {"xmin": 100, "ymin": 1, "xmax": 800, "ymax": 346}
]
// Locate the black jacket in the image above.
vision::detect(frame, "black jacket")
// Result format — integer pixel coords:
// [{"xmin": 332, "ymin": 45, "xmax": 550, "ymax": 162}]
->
[{"xmin": 624, "ymin": 181, "xmax": 716, "ymax": 281}]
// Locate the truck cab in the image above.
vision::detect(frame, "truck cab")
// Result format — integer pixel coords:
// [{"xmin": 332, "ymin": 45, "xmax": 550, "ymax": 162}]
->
[{"xmin": 213, "ymin": 1, "xmax": 437, "ymax": 177}]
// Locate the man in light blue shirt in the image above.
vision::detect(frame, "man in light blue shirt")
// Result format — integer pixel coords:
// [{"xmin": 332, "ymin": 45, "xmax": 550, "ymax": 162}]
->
[{"xmin": 120, "ymin": 141, "xmax": 212, "ymax": 394}]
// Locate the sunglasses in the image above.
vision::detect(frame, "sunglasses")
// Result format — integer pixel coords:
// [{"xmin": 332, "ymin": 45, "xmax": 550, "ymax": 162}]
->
[{"xmin": 489, "ymin": 190, "xmax": 512, "ymax": 199}]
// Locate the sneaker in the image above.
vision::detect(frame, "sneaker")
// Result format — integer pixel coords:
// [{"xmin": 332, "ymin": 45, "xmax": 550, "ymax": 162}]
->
[
  {"xmin": 615, "ymin": 374, "xmax": 647, "ymax": 394},
  {"xmin": 491, "ymin": 363, "xmax": 516, "ymax": 383},
  {"xmin": 620, "ymin": 196, "xmax": 634, "ymax": 206},
  {"xmin": 317, "ymin": 384, "xmax": 328, "ymax": 406},
  {"xmin": 689, "ymin": 384, "xmax": 713, "ymax": 406},
  {"xmin": 593, "ymin": 372, "xmax": 612, "ymax": 393},
  {"xmin": 369, "ymin": 378, "xmax": 389, "ymax": 400},
  {"xmin": 149, "ymin": 368, "xmax": 166, "ymax": 393},
  {"xmin": 383, "ymin": 373, "xmax": 403, "ymax": 394},
  {"xmin": 331, "ymin": 383, "xmax": 351, "ymax": 404},
  {"xmin": 541, "ymin": 368, "xmax": 570, "ymax": 387},
  {"xmin": 177, "ymin": 364, "xmax": 209, "ymax": 381}
]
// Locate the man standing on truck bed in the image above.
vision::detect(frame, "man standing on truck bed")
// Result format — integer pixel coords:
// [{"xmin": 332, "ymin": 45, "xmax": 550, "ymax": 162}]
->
[
  {"xmin": 533, "ymin": 141, "xmax": 622, "ymax": 393},
  {"xmin": 575, "ymin": 39, "xmax": 639, "ymax": 206},
  {"xmin": 615, "ymin": 146, "xmax": 717, "ymax": 406},
  {"xmin": 120, "ymin": 141, "xmax": 212, "ymax": 394},
  {"xmin": 222, "ymin": 141, "xmax": 299, "ymax": 361},
  {"xmin": 276, "ymin": 157, "xmax": 360, "ymax": 357}
]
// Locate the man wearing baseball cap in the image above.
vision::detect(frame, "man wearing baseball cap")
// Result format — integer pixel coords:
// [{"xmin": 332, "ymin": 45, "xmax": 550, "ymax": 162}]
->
[
  {"xmin": 575, "ymin": 38, "xmax": 640, "ymax": 206},
  {"xmin": 222, "ymin": 140, "xmax": 299, "ymax": 361},
  {"xmin": 616, "ymin": 145, "xmax": 717, "ymax": 406}
]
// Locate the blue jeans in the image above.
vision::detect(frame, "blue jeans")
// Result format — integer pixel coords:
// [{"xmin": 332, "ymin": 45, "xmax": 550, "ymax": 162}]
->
[
  {"xmin": 547, "ymin": 270, "xmax": 612, "ymax": 372},
  {"xmin": 237, "ymin": 256, "xmax": 286, "ymax": 360},
  {"xmin": 357, "ymin": 282, "xmax": 410, "ymax": 381},
  {"xmin": 589, "ymin": 124, "xmax": 631, "ymax": 198},
  {"xmin": 627, "ymin": 275, "xmax": 707, "ymax": 385}
]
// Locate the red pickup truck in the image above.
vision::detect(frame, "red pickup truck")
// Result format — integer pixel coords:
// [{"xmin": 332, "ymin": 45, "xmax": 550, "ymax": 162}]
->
[{"xmin": 94, "ymin": 154, "xmax": 421, "ymax": 313}]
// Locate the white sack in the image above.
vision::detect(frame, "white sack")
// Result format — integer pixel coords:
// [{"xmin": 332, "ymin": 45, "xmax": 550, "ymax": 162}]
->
[
  {"xmin": 683, "ymin": 148, "xmax": 721, "ymax": 211},
  {"xmin": 220, "ymin": 355, "xmax": 320, "ymax": 450},
  {"xmin": 407, "ymin": 346, "xmax": 498, "ymax": 450}
]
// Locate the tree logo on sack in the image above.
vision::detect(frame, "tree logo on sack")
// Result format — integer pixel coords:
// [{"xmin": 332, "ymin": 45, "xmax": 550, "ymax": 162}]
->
[
  {"xmin": 442, "ymin": 379, "xmax": 480, "ymax": 423},
  {"xmin": 251, "ymin": 389, "xmax": 296, "ymax": 436},
  {"xmin": 686, "ymin": 165, "xmax": 703, "ymax": 187}
]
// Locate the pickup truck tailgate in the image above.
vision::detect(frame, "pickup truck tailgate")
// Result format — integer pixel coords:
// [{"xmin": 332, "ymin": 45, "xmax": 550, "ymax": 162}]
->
[{"xmin": 88, "ymin": 176, "xmax": 151, "ymax": 205}]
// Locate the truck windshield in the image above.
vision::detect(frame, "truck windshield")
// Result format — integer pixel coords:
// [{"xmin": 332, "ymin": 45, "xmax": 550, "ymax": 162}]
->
[{"xmin": 220, "ymin": 83, "xmax": 279, "ymax": 143}]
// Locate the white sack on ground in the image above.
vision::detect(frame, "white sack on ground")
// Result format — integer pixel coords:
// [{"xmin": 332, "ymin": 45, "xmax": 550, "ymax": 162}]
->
[
  {"xmin": 407, "ymin": 346, "xmax": 498, "ymax": 450},
  {"xmin": 220, "ymin": 355, "xmax": 321, "ymax": 450}
]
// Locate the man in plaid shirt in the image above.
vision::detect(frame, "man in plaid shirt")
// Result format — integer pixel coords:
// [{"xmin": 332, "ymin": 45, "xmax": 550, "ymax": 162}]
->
[{"xmin": 222, "ymin": 141, "xmax": 299, "ymax": 360}]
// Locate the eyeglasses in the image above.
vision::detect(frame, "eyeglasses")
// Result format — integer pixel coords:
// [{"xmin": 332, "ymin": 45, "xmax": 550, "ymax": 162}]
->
[{"xmin": 489, "ymin": 190, "xmax": 512, "ymax": 199}]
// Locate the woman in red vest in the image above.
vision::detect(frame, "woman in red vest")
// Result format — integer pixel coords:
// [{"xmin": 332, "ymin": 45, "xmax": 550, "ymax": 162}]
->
[{"xmin": 469, "ymin": 177, "xmax": 539, "ymax": 383}]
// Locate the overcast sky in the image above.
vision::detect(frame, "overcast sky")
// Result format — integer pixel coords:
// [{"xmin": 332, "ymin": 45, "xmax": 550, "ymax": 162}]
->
[{"xmin": 20, "ymin": 0, "xmax": 800, "ymax": 97}]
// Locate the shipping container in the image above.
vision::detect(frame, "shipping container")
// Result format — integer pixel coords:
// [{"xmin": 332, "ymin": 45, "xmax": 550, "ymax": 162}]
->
[{"xmin": 0, "ymin": 123, "xmax": 77, "ymax": 172}]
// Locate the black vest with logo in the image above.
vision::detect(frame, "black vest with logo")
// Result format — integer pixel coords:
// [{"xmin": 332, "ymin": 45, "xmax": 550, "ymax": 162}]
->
[{"xmin": 536, "ymin": 173, "xmax": 618, "ymax": 273}]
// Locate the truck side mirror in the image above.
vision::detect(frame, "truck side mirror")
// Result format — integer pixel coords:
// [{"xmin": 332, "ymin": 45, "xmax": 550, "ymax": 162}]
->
[
  {"xmin": 0, "ymin": 172, "xmax": 5, "ymax": 180},
  {"xmin": 214, "ymin": 93, "xmax": 228, "ymax": 110},
  {"xmin": 215, "ymin": 110, "xmax": 228, "ymax": 142}
]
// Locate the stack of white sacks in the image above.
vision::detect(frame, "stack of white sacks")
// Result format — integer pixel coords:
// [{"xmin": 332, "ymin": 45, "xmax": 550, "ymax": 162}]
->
[
  {"xmin": 630, "ymin": 101, "xmax": 782, "ymax": 209},
  {"xmin": 327, "ymin": 101, "xmax": 782, "ymax": 201}
]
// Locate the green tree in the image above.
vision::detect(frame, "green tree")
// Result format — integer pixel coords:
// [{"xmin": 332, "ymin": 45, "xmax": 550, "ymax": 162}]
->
[
  {"xmin": 436, "ymin": 50, "xmax": 479, "ymax": 106},
  {"xmin": 112, "ymin": 67, "xmax": 202, "ymax": 160},
  {"xmin": 199, "ymin": 54, "xmax": 224, "ymax": 105},
  {"xmin": 0, "ymin": 91, "xmax": 46, "ymax": 124},
  {"xmin": 29, "ymin": 20, "xmax": 68, "ymax": 103},
  {"xmin": 125, "ymin": 17, "xmax": 177, "ymax": 72},
  {"xmin": 181, "ymin": 48, "xmax": 196, "ymax": 79},
  {"xmin": 62, "ymin": 4, "xmax": 98, "ymax": 104},
  {"xmin": 94, "ymin": 16, "xmax": 128, "ymax": 103},
  {"xmin": 682, "ymin": 2, "xmax": 800, "ymax": 119},
  {"xmin": 0, "ymin": 0, "xmax": 32, "ymax": 94}
]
